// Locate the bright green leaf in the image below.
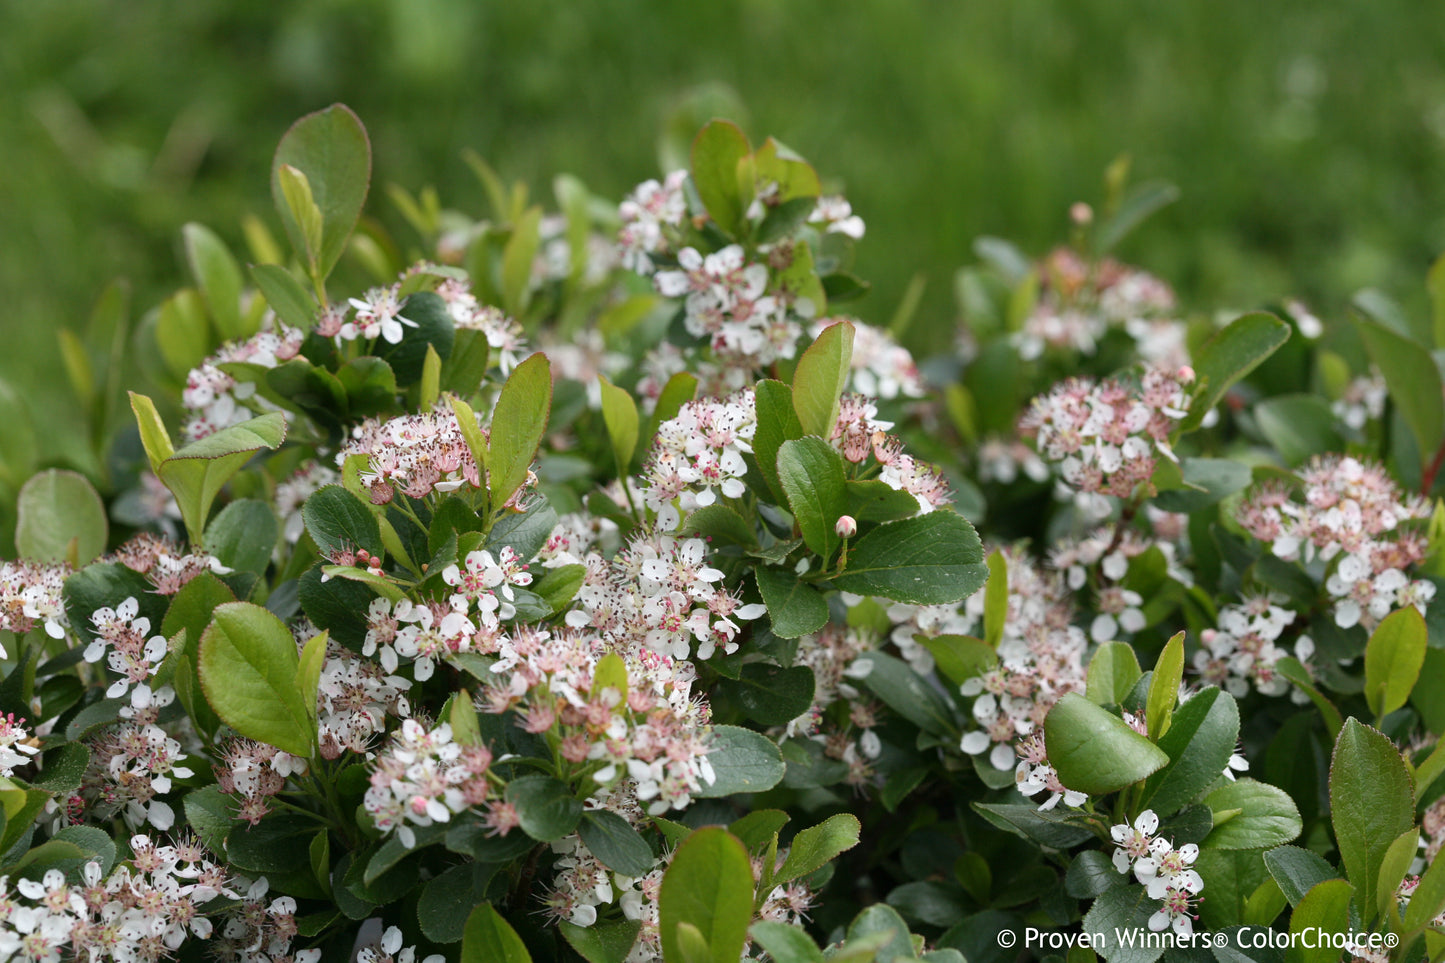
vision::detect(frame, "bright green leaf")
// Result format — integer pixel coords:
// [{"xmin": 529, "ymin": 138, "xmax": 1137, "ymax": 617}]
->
[
  {"xmin": 791, "ymin": 320, "xmax": 855, "ymax": 438},
  {"xmin": 198, "ymin": 602, "xmax": 313, "ymax": 756},
  {"xmin": 488, "ymin": 352, "xmax": 552, "ymax": 511},
  {"xmin": 15, "ymin": 469, "xmax": 107, "ymax": 565},
  {"xmin": 659, "ymin": 827, "xmax": 754, "ymax": 963},
  {"xmin": 271, "ymin": 104, "xmax": 371, "ymax": 281},
  {"xmin": 1363, "ymin": 606, "xmax": 1427, "ymax": 720},
  {"xmin": 1043, "ymin": 692, "xmax": 1169, "ymax": 795}
]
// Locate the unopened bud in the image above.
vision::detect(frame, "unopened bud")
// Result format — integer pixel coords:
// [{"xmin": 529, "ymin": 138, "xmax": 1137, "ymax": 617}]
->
[
  {"xmin": 835, "ymin": 515, "xmax": 858, "ymax": 538},
  {"xmin": 1177, "ymin": 365, "xmax": 1196, "ymax": 383},
  {"xmin": 1070, "ymin": 202, "xmax": 1094, "ymax": 226}
]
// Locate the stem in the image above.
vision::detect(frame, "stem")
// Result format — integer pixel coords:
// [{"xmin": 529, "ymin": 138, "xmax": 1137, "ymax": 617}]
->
[
  {"xmin": 1103, "ymin": 496, "xmax": 1142, "ymax": 558},
  {"xmin": 1422, "ymin": 436, "xmax": 1445, "ymax": 496}
]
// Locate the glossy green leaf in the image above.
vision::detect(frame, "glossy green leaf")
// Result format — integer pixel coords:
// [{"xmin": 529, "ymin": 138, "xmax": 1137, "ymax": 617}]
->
[
  {"xmin": 832, "ymin": 512, "xmax": 987, "ymax": 605},
  {"xmin": 204, "ymin": 499, "xmax": 278, "ymax": 576},
  {"xmin": 599, "ymin": 375, "xmax": 640, "ymax": 474},
  {"xmin": 1264, "ymin": 846, "xmax": 1338, "ymax": 907},
  {"xmin": 1363, "ymin": 606, "xmax": 1427, "ymax": 720},
  {"xmin": 695, "ymin": 725, "xmax": 785, "ymax": 798},
  {"xmin": 1287, "ymin": 880, "xmax": 1354, "ymax": 963},
  {"xmin": 198, "ymin": 601, "xmax": 313, "ymax": 756},
  {"xmin": 158, "ymin": 412, "xmax": 286, "ymax": 544},
  {"xmin": 271, "ymin": 103, "xmax": 371, "ymax": 280},
  {"xmin": 1145, "ymin": 631, "xmax": 1185, "ymax": 740},
  {"xmin": 1043, "ymin": 692, "xmax": 1169, "ymax": 795},
  {"xmin": 183, "ymin": 222, "xmax": 246, "ymax": 340},
  {"xmin": 506, "ymin": 774, "xmax": 582, "ymax": 842},
  {"xmin": 1181, "ymin": 312, "xmax": 1291, "ymax": 431},
  {"xmin": 752, "ymin": 379, "xmax": 804, "ymax": 504},
  {"xmin": 1142, "ymin": 686, "xmax": 1240, "ymax": 815},
  {"xmin": 755, "ymin": 567, "xmax": 829, "ymax": 639},
  {"xmin": 579, "ymin": 811, "xmax": 654, "ymax": 878},
  {"xmin": 1086, "ymin": 642, "xmax": 1143, "ymax": 706},
  {"xmin": 690, "ymin": 120, "xmax": 751, "ymax": 236},
  {"xmin": 15, "ymin": 469, "xmax": 107, "ymax": 564},
  {"xmin": 777, "ymin": 437, "xmax": 848, "ymax": 559},
  {"xmin": 462, "ymin": 904, "xmax": 532, "ymax": 963},
  {"xmin": 1356, "ymin": 318, "xmax": 1445, "ymax": 458},
  {"xmin": 792, "ymin": 320, "xmax": 855, "ymax": 438},
  {"xmin": 1329, "ymin": 719, "xmax": 1415, "ymax": 916},
  {"xmin": 303, "ymin": 484, "xmax": 383, "ymax": 559},
  {"xmin": 659, "ymin": 827, "xmax": 753, "ymax": 963},
  {"xmin": 1202, "ymin": 778, "xmax": 1302, "ymax": 850},
  {"xmin": 488, "ymin": 352, "xmax": 552, "ymax": 510}
]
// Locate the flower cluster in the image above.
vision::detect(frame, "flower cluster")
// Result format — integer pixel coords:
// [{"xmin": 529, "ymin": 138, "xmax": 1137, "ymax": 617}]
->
[
  {"xmin": 785, "ymin": 625, "xmax": 883, "ymax": 784},
  {"xmin": 1021, "ymin": 365, "xmax": 1192, "ymax": 503},
  {"xmin": 642, "ymin": 391, "xmax": 756, "ymax": 529},
  {"xmin": 212, "ymin": 738, "xmax": 308, "ymax": 825},
  {"xmin": 1332, "ymin": 368, "xmax": 1387, "ymax": 431},
  {"xmin": 617, "ymin": 170, "xmax": 689, "ymax": 275},
  {"xmin": 0, "ymin": 559, "xmax": 70, "ymax": 645},
  {"xmin": 212, "ymin": 876, "xmax": 315, "ymax": 963},
  {"xmin": 83, "ymin": 597, "xmax": 167, "ymax": 703},
  {"xmin": 0, "ymin": 835, "xmax": 232, "ymax": 963},
  {"xmin": 112, "ymin": 534, "xmax": 230, "ymax": 596},
  {"xmin": 356, "ymin": 924, "xmax": 445, "ymax": 963},
  {"xmin": 82, "ymin": 689, "xmax": 193, "ymax": 832},
  {"xmin": 1193, "ymin": 594, "xmax": 1315, "ymax": 700},
  {"xmin": 313, "ymin": 635, "xmax": 412, "ymax": 758},
  {"xmin": 823, "ymin": 392, "xmax": 952, "ymax": 515},
  {"xmin": 1236, "ymin": 455, "xmax": 1434, "ymax": 629},
  {"xmin": 182, "ymin": 322, "xmax": 303, "ymax": 440},
  {"xmin": 273, "ymin": 460, "xmax": 339, "ymax": 544},
  {"xmin": 1109, "ymin": 809, "xmax": 1205, "ymax": 935},
  {"xmin": 0, "ymin": 713, "xmax": 38, "ymax": 778},
  {"xmin": 363, "ymin": 718, "xmax": 499, "ymax": 848}
]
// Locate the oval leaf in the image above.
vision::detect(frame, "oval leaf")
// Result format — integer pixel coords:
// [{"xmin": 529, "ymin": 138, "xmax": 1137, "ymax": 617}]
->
[
  {"xmin": 198, "ymin": 601, "xmax": 313, "ymax": 756},
  {"xmin": 1044, "ymin": 692, "xmax": 1170, "ymax": 796}
]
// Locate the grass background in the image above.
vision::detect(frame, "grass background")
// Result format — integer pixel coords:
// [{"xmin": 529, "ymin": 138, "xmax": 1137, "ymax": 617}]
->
[{"xmin": 4, "ymin": 0, "xmax": 1445, "ymax": 462}]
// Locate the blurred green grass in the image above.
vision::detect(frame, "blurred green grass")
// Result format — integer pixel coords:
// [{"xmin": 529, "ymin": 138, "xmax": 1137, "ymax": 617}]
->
[{"xmin": 4, "ymin": 0, "xmax": 1445, "ymax": 466}]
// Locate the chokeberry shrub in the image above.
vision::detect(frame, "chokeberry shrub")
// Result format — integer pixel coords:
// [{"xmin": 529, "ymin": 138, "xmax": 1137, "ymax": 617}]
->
[{"xmin": 0, "ymin": 104, "xmax": 1442, "ymax": 963}]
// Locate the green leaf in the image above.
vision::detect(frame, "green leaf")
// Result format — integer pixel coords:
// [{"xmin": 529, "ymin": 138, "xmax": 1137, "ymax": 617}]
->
[
  {"xmin": 462, "ymin": 903, "xmax": 532, "ymax": 963},
  {"xmin": 1355, "ymin": 318, "xmax": 1445, "ymax": 458},
  {"xmin": 843, "ymin": 480, "xmax": 923, "ymax": 523},
  {"xmin": 0, "ymin": 379, "xmax": 37, "ymax": 489},
  {"xmin": 919, "ymin": 634, "xmax": 997, "ymax": 688},
  {"xmin": 749, "ymin": 921, "xmax": 823, "ymax": 963},
  {"xmin": 1329, "ymin": 718, "xmax": 1415, "ymax": 917},
  {"xmin": 791, "ymin": 320, "xmax": 855, "ymax": 438},
  {"xmin": 1152, "ymin": 458, "xmax": 1254, "ymax": 513},
  {"xmin": 128, "ymin": 391, "xmax": 174, "ymax": 474},
  {"xmin": 418, "ymin": 861, "xmax": 499, "ymax": 944},
  {"xmin": 488, "ymin": 352, "xmax": 552, "ymax": 510},
  {"xmin": 981, "ymin": 550, "xmax": 1008, "ymax": 647},
  {"xmin": 695, "ymin": 725, "xmax": 785, "ymax": 798},
  {"xmin": 579, "ymin": 811, "xmax": 654, "ymax": 878},
  {"xmin": 1080, "ymin": 884, "xmax": 1164, "ymax": 963},
  {"xmin": 680, "ymin": 505, "xmax": 757, "ymax": 548},
  {"xmin": 752, "ymin": 379, "xmax": 804, "ymax": 504},
  {"xmin": 1253, "ymin": 396, "xmax": 1342, "ymax": 467},
  {"xmin": 857, "ymin": 651, "xmax": 957, "ymax": 737},
  {"xmin": 487, "ymin": 501, "xmax": 559, "ymax": 561},
  {"xmin": 1274, "ymin": 657, "xmax": 1343, "ymax": 738},
  {"xmin": 155, "ymin": 289, "xmax": 210, "ymax": 381},
  {"xmin": 303, "ymin": 485, "xmax": 383, "ymax": 559},
  {"xmin": 271, "ymin": 103, "xmax": 371, "ymax": 280},
  {"xmin": 560, "ymin": 919, "xmax": 643, "ymax": 963},
  {"xmin": 373, "ymin": 291, "xmax": 455, "ymax": 386},
  {"xmin": 1202, "ymin": 778, "xmax": 1302, "ymax": 850},
  {"xmin": 1142, "ymin": 687, "xmax": 1240, "ymax": 815},
  {"xmin": 599, "ymin": 376, "xmax": 640, "ymax": 475},
  {"xmin": 690, "ymin": 121, "xmax": 751, "ymax": 236},
  {"xmin": 1263, "ymin": 846, "xmax": 1338, "ymax": 907},
  {"xmin": 183, "ymin": 222, "xmax": 246, "ymax": 340},
  {"xmin": 30, "ymin": 743, "xmax": 90, "ymax": 795},
  {"xmin": 296, "ymin": 629, "xmax": 328, "ymax": 726},
  {"xmin": 722, "ymin": 664, "xmax": 815, "ymax": 726},
  {"xmin": 755, "ymin": 567, "xmax": 829, "ymax": 639},
  {"xmin": 159, "ymin": 412, "xmax": 287, "ymax": 545},
  {"xmin": 1097, "ymin": 180, "xmax": 1180, "ymax": 252},
  {"xmin": 777, "ymin": 437, "xmax": 848, "ymax": 559},
  {"xmin": 198, "ymin": 601, "xmax": 314, "ymax": 756},
  {"xmin": 15, "ymin": 469, "xmax": 107, "ymax": 564},
  {"xmin": 845, "ymin": 903, "xmax": 915, "ymax": 963},
  {"xmin": 1181, "ymin": 312, "xmax": 1291, "ymax": 431},
  {"xmin": 728, "ymin": 810, "xmax": 789, "ymax": 851},
  {"xmin": 1086, "ymin": 642, "xmax": 1143, "ymax": 706},
  {"xmin": 1376, "ymin": 827, "xmax": 1419, "ymax": 923},
  {"xmin": 1363, "ymin": 606, "xmax": 1427, "ymax": 720},
  {"xmin": 1066, "ymin": 850, "xmax": 1127, "ymax": 899},
  {"xmin": 1287, "ymin": 879, "xmax": 1354, "ymax": 963},
  {"xmin": 1043, "ymin": 692, "xmax": 1169, "ymax": 795},
  {"xmin": 832, "ymin": 512, "xmax": 988, "ymax": 605},
  {"xmin": 775, "ymin": 814, "xmax": 860, "ymax": 886},
  {"xmin": 250, "ymin": 263, "xmax": 316, "ymax": 331},
  {"xmin": 205, "ymin": 499, "xmax": 279, "ymax": 576},
  {"xmin": 533, "ymin": 564, "xmax": 585, "ymax": 615},
  {"xmin": 506, "ymin": 774, "xmax": 582, "ymax": 842},
  {"xmin": 659, "ymin": 827, "xmax": 755, "ymax": 963},
  {"xmin": 1403, "ymin": 840, "xmax": 1445, "ymax": 932},
  {"xmin": 1145, "ymin": 631, "xmax": 1185, "ymax": 740},
  {"xmin": 276, "ymin": 165, "xmax": 323, "ymax": 272},
  {"xmin": 501, "ymin": 206, "xmax": 543, "ymax": 315}
]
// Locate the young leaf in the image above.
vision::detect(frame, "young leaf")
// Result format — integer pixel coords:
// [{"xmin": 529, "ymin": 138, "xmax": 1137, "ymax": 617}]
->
[
  {"xmin": 690, "ymin": 121, "xmax": 751, "ymax": 236},
  {"xmin": 1403, "ymin": 842, "xmax": 1445, "ymax": 932},
  {"xmin": 1141, "ymin": 686, "xmax": 1239, "ymax": 815},
  {"xmin": 791, "ymin": 320, "xmax": 855, "ymax": 438},
  {"xmin": 774, "ymin": 814, "xmax": 860, "ymax": 886},
  {"xmin": 776, "ymin": 438, "xmax": 848, "ymax": 560},
  {"xmin": 1288, "ymin": 879, "xmax": 1354, "ymax": 963},
  {"xmin": 1086, "ymin": 642, "xmax": 1143, "ymax": 706},
  {"xmin": 183, "ymin": 222, "xmax": 246, "ymax": 340},
  {"xmin": 501, "ymin": 206, "xmax": 543, "ymax": 315},
  {"xmin": 659, "ymin": 827, "xmax": 754, "ymax": 963},
  {"xmin": 752, "ymin": 379, "xmax": 804, "ymax": 504},
  {"xmin": 1180, "ymin": 312, "xmax": 1291, "ymax": 431},
  {"xmin": 198, "ymin": 602, "xmax": 314, "ymax": 757},
  {"xmin": 599, "ymin": 376, "xmax": 640, "ymax": 475},
  {"xmin": 1363, "ymin": 606, "xmax": 1427, "ymax": 720},
  {"xmin": 158, "ymin": 412, "xmax": 287, "ymax": 544},
  {"xmin": 128, "ymin": 391, "xmax": 175, "ymax": 473},
  {"xmin": 15, "ymin": 469, "xmax": 107, "ymax": 565},
  {"xmin": 250, "ymin": 263, "xmax": 317, "ymax": 331},
  {"xmin": 831, "ymin": 512, "xmax": 987, "ymax": 605},
  {"xmin": 1329, "ymin": 719, "xmax": 1415, "ymax": 916},
  {"xmin": 749, "ymin": 922, "xmax": 824, "ymax": 963},
  {"xmin": 488, "ymin": 352, "xmax": 552, "ymax": 511},
  {"xmin": 1145, "ymin": 631, "xmax": 1185, "ymax": 740},
  {"xmin": 296, "ymin": 630, "xmax": 329, "ymax": 725},
  {"xmin": 1376, "ymin": 827, "xmax": 1420, "ymax": 923},
  {"xmin": 462, "ymin": 904, "xmax": 532, "ymax": 963},
  {"xmin": 271, "ymin": 103, "xmax": 371, "ymax": 281},
  {"xmin": 1355, "ymin": 318, "xmax": 1445, "ymax": 460},
  {"xmin": 982, "ymin": 550, "xmax": 1008, "ymax": 647},
  {"xmin": 560, "ymin": 919, "xmax": 642, "ymax": 963},
  {"xmin": 1202, "ymin": 779, "xmax": 1303, "ymax": 850},
  {"xmin": 1043, "ymin": 692, "xmax": 1169, "ymax": 795}
]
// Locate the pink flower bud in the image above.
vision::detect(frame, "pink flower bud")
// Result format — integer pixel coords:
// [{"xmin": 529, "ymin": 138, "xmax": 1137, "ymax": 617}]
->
[
  {"xmin": 1177, "ymin": 365, "xmax": 1196, "ymax": 383},
  {"xmin": 835, "ymin": 515, "xmax": 858, "ymax": 538},
  {"xmin": 1070, "ymin": 202, "xmax": 1094, "ymax": 225}
]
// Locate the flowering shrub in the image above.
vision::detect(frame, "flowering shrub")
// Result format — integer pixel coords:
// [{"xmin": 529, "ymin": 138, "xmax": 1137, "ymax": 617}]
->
[{"xmin": 0, "ymin": 104, "xmax": 1442, "ymax": 963}]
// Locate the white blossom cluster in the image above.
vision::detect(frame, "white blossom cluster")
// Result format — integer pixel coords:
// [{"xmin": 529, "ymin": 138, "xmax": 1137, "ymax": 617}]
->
[
  {"xmin": 1109, "ymin": 809, "xmax": 1205, "ymax": 935},
  {"xmin": 181, "ymin": 321, "xmax": 303, "ymax": 441}
]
